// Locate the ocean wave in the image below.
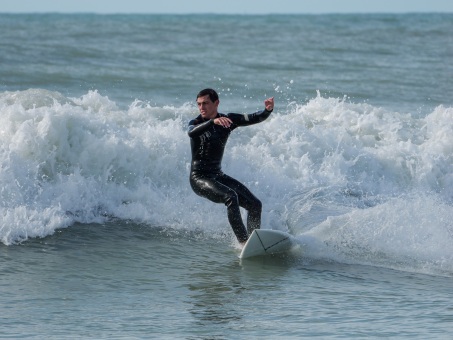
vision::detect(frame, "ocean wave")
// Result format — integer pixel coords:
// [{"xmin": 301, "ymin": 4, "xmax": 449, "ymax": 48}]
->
[{"xmin": 0, "ymin": 88, "xmax": 452, "ymax": 275}]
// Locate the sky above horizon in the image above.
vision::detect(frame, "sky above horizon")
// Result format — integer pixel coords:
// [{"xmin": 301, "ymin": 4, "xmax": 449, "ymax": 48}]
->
[{"xmin": 1, "ymin": 0, "xmax": 453, "ymax": 14}]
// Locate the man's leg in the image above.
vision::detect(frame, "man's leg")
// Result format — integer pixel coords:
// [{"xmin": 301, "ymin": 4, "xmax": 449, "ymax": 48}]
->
[
  {"xmin": 190, "ymin": 175, "xmax": 248, "ymax": 243},
  {"xmin": 217, "ymin": 175, "xmax": 262, "ymax": 236}
]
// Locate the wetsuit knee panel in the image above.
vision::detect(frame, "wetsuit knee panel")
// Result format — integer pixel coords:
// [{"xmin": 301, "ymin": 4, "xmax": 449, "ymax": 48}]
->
[
  {"xmin": 224, "ymin": 191, "xmax": 239, "ymax": 208},
  {"xmin": 254, "ymin": 199, "xmax": 262, "ymax": 212}
]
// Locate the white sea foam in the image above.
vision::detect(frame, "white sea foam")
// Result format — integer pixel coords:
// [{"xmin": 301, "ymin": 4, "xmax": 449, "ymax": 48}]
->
[
  {"xmin": 1, "ymin": 89, "xmax": 452, "ymax": 275},
  {"xmin": 299, "ymin": 194, "xmax": 453, "ymax": 276}
]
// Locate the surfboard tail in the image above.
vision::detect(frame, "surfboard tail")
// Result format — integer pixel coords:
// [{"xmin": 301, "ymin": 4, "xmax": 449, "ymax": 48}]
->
[{"xmin": 239, "ymin": 229, "xmax": 292, "ymax": 259}]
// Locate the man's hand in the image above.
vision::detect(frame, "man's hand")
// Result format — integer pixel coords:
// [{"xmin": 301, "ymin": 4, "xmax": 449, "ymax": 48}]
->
[
  {"xmin": 264, "ymin": 97, "xmax": 274, "ymax": 111},
  {"xmin": 214, "ymin": 116, "xmax": 233, "ymax": 128}
]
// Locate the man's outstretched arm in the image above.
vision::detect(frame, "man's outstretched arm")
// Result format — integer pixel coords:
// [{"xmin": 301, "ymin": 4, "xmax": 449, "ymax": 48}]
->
[{"xmin": 230, "ymin": 97, "xmax": 274, "ymax": 127}]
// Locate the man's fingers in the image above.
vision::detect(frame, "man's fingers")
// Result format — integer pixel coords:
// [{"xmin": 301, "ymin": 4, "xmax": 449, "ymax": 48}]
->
[
  {"xmin": 265, "ymin": 97, "xmax": 274, "ymax": 110},
  {"xmin": 214, "ymin": 117, "xmax": 232, "ymax": 127}
]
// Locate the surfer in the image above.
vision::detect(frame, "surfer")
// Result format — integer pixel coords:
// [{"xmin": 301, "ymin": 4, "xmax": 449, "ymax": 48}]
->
[{"xmin": 188, "ymin": 88, "xmax": 274, "ymax": 244}]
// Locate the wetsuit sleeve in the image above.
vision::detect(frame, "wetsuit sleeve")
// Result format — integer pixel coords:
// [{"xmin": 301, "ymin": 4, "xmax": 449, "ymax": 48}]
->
[
  {"xmin": 228, "ymin": 108, "xmax": 273, "ymax": 127},
  {"xmin": 188, "ymin": 118, "xmax": 214, "ymax": 138}
]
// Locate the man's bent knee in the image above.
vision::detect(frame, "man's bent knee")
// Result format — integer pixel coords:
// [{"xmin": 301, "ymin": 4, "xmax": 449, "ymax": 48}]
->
[{"xmin": 224, "ymin": 191, "xmax": 239, "ymax": 208}]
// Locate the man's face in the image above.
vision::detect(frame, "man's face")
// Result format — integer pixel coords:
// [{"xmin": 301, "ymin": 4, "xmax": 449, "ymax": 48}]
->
[{"xmin": 197, "ymin": 95, "xmax": 219, "ymax": 120}]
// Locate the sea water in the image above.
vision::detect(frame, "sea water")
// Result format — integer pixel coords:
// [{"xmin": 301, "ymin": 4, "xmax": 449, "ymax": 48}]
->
[{"xmin": 0, "ymin": 13, "xmax": 452, "ymax": 338}]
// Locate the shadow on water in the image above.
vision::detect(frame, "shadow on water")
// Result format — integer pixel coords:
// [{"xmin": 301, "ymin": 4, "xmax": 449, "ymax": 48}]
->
[{"xmin": 184, "ymin": 248, "xmax": 303, "ymax": 337}]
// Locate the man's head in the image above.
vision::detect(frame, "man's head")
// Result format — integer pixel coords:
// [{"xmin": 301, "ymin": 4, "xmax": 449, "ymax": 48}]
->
[
  {"xmin": 197, "ymin": 88, "xmax": 219, "ymax": 103},
  {"xmin": 196, "ymin": 88, "xmax": 219, "ymax": 120}
]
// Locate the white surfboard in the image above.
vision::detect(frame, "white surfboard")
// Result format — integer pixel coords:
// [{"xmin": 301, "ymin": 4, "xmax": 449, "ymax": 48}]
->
[{"xmin": 239, "ymin": 229, "xmax": 293, "ymax": 259}]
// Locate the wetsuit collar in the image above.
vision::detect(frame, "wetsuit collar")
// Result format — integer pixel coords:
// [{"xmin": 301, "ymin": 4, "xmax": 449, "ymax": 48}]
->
[{"xmin": 201, "ymin": 113, "xmax": 220, "ymax": 122}]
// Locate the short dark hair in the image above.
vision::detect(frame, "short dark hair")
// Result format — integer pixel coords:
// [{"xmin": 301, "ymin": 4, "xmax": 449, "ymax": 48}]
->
[{"xmin": 196, "ymin": 88, "xmax": 219, "ymax": 103}]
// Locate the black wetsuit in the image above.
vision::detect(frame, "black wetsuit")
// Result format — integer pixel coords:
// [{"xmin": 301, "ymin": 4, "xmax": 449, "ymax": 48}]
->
[{"xmin": 188, "ymin": 109, "xmax": 272, "ymax": 243}]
